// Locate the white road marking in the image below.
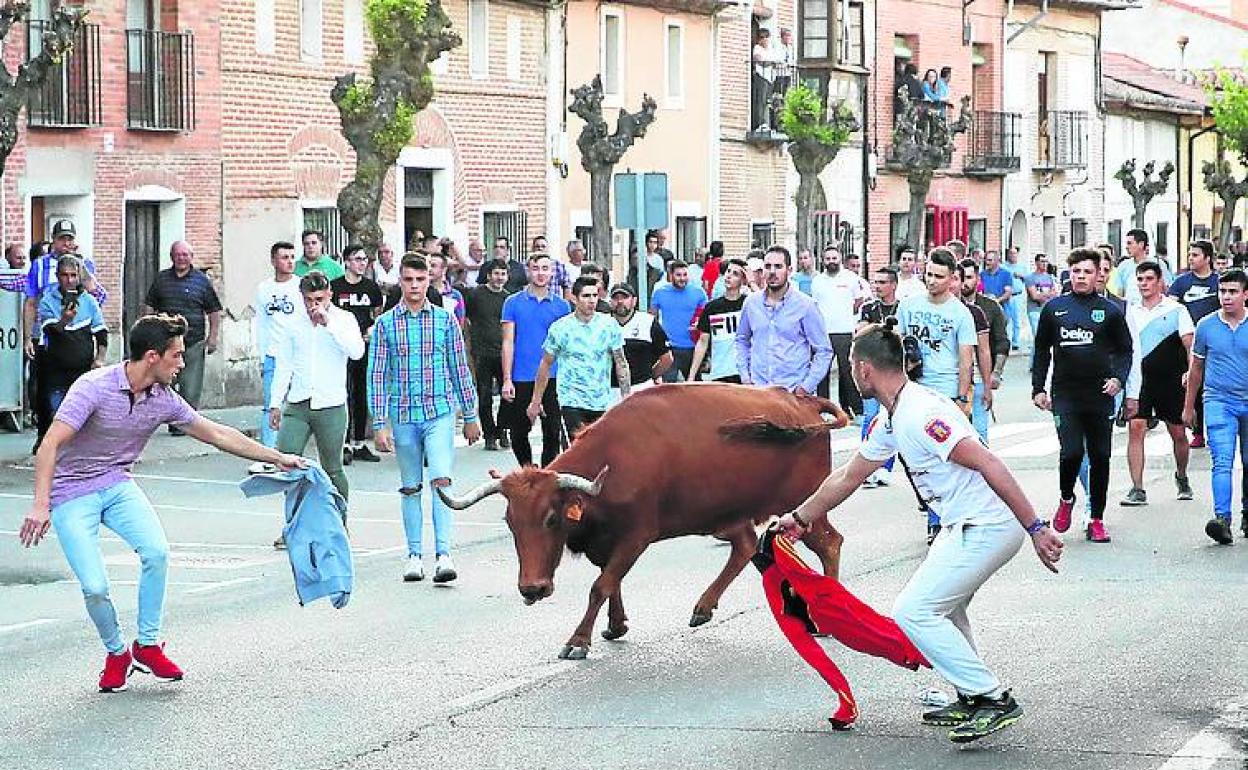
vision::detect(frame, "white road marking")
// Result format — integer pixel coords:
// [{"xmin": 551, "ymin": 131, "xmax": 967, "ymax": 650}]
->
[
  {"xmin": 0, "ymin": 618, "xmax": 61, "ymax": 635},
  {"xmin": 1157, "ymin": 697, "xmax": 1247, "ymax": 770}
]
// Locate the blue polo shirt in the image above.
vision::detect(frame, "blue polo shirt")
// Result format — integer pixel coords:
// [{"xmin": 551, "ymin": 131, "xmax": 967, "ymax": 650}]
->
[
  {"xmin": 650, "ymin": 283, "xmax": 707, "ymax": 349},
  {"xmin": 501, "ymin": 287, "xmax": 571, "ymax": 382},
  {"xmin": 979, "ymin": 267, "xmax": 1012, "ymax": 300},
  {"xmin": 1193, "ymin": 312, "xmax": 1248, "ymax": 405}
]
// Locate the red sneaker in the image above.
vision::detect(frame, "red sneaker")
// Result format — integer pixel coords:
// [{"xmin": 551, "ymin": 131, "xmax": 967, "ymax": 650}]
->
[
  {"xmin": 1053, "ymin": 496, "xmax": 1075, "ymax": 533},
  {"xmin": 131, "ymin": 641, "xmax": 184, "ymax": 682},
  {"xmin": 98, "ymin": 649, "xmax": 132, "ymax": 693},
  {"xmin": 1190, "ymin": 434, "xmax": 1205, "ymax": 449},
  {"xmin": 1086, "ymin": 519, "xmax": 1111, "ymax": 543}
]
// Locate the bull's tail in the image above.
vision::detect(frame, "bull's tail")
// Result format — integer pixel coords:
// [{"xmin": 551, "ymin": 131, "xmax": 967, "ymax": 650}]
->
[
  {"xmin": 719, "ymin": 417, "xmax": 837, "ymax": 444},
  {"xmin": 718, "ymin": 394, "xmax": 849, "ymax": 444}
]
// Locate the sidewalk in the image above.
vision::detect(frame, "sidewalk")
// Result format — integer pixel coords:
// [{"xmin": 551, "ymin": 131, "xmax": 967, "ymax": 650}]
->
[{"xmin": 0, "ymin": 405, "xmax": 260, "ymax": 466}]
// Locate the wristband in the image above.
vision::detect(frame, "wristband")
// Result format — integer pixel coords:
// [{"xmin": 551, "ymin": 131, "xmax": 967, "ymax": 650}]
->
[
  {"xmin": 1025, "ymin": 519, "xmax": 1049, "ymax": 535},
  {"xmin": 790, "ymin": 510, "xmax": 809, "ymax": 528}
]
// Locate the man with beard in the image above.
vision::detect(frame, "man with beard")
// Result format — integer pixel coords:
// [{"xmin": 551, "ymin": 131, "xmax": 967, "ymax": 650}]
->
[
  {"xmin": 812, "ymin": 246, "xmax": 867, "ymax": 415},
  {"xmin": 609, "ymin": 282, "xmax": 672, "ymax": 398},
  {"xmin": 735, "ymin": 246, "xmax": 831, "ymax": 394},
  {"xmin": 690, "ymin": 258, "xmax": 748, "ymax": 383},
  {"xmin": 650, "ymin": 259, "xmax": 707, "ymax": 381}
]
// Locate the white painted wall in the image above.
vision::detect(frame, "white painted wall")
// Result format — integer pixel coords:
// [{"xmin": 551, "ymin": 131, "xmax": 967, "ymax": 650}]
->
[
  {"xmin": 1103, "ymin": 113, "xmax": 1182, "ymax": 259},
  {"xmin": 1103, "ymin": 0, "xmax": 1248, "ymax": 71}
]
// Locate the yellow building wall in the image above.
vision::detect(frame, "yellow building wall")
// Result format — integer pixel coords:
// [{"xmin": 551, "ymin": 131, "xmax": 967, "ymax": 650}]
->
[
  {"xmin": 562, "ymin": 1, "xmax": 714, "ymax": 280},
  {"xmin": 1184, "ymin": 128, "xmax": 1248, "ymax": 258}
]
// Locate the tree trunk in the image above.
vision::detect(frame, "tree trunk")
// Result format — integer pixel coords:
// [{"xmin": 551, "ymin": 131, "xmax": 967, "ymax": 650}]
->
[
  {"xmin": 1219, "ymin": 196, "xmax": 1241, "ymax": 251},
  {"xmin": 906, "ymin": 176, "xmax": 930, "ymax": 254},
  {"xmin": 589, "ymin": 168, "xmax": 613, "ymax": 267},
  {"xmin": 795, "ymin": 172, "xmax": 818, "ymax": 253},
  {"xmin": 1132, "ymin": 202, "xmax": 1147, "ymax": 230}
]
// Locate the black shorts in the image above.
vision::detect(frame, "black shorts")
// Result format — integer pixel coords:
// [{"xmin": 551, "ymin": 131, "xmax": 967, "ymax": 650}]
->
[{"xmin": 1136, "ymin": 377, "xmax": 1184, "ymax": 425}]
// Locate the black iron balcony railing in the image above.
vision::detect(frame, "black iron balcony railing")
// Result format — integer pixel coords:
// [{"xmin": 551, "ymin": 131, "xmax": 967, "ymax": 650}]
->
[
  {"xmin": 1035, "ymin": 110, "xmax": 1087, "ymax": 170},
  {"xmin": 965, "ymin": 110, "xmax": 1021, "ymax": 176},
  {"xmin": 126, "ymin": 29, "xmax": 195, "ymax": 131},
  {"xmin": 26, "ymin": 21, "xmax": 102, "ymax": 127},
  {"xmin": 748, "ymin": 61, "xmax": 796, "ymax": 140}
]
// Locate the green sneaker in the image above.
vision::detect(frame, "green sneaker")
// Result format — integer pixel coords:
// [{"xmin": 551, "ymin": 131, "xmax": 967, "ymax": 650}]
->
[
  {"xmin": 948, "ymin": 691, "xmax": 1024, "ymax": 744},
  {"xmin": 922, "ymin": 694, "xmax": 975, "ymax": 726}
]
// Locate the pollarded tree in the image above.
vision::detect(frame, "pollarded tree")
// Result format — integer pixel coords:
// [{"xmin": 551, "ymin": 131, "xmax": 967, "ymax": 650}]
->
[
  {"xmin": 569, "ymin": 76, "xmax": 657, "ymax": 265},
  {"xmin": 333, "ymin": 0, "xmax": 460, "ymax": 256},
  {"xmin": 891, "ymin": 88, "xmax": 971, "ymax": 253},
  {"xmin": 1205, "ymin": 64, "xmax": 1248, "ymax": 249},
  {"xmin": 1114, "ymin": 159, "xmax": 1175, "ymax": 229},
  {"xmin": 780, "ymin": 84, "xmax": 859, "ymax": 253},
  {"xmin": 0, "ymin": 3, "xmax": 87, "ymax": 177}
]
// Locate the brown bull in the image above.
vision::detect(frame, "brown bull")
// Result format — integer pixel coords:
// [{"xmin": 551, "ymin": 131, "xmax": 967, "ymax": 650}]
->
[{"xmin": 438, "ymin": 383, "xmax": 848, "ymax": 660}]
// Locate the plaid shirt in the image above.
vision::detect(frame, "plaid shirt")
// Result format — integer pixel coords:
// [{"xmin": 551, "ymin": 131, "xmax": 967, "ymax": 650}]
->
[{"xmin": 367, "ymin": 299, "xmax": 478, "ymax": 430}]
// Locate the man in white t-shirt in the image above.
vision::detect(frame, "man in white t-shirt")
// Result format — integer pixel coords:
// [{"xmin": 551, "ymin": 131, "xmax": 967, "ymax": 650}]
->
[
  {"xmin": 811, "ymin": 246, "xmax": 868, "ymax": 416},
  {"xmin": 252, "ymin": 241, "xmax": 307, "ymax": 467},
  {"xmin": 372, "ymin": 242, "xmax": 400, "ymax": 296},
  {"xmin": 895, "ymin": 246, "xmax": 925, "ymax": 301},
  {"xmin": 778, "ymin": 321, "xmax": 1062, "ymax": 744}
]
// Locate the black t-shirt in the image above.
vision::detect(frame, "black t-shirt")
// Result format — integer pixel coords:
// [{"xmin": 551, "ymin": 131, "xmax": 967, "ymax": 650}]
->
[
  {"xmin": 858, "ymin": 299, "xmax": 899, "ymax": 326},
  {"xmin": 696, "ymin": 295, "xmax": 746, "ymax": 382},
  {"xmin": 464, "ymin": 284, "xmax": 512, "ymax": 358},
  {"xmin": 330, "ymin": 275, "xmax": 384, "ymax": 334},
  {"xmin": 614, "ymin": 310, "xmax": 670, "ymax": 385}
]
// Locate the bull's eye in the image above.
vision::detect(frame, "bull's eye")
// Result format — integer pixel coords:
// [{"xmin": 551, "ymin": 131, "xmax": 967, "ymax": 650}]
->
[{"xmin": 543, "ymin": 510, "xmax": 559, "ymax": 530}]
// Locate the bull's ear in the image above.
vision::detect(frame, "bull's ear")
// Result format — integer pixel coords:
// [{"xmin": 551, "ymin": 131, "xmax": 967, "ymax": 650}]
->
[{"xmin": 564, "ymin": 501, "xmax": 584, "ymax": 522}]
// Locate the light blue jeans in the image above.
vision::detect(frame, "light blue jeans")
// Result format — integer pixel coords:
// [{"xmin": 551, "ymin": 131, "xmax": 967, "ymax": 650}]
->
[
  {"xmin": 1205, "ymin": 398, "xmax": 1248, "ymax": 520},
  {"xmin": 1003, "ymin": 297, "xmax": 1020, "ymax": 347},
  {"xmin": 893, "ymin": 519, "xmax": 1024, "ymax": 697},
  {"xmin": 258, "ymin": 356, "xmax": 277, "ymax": 448},
  {"xmin": 393, "ymin": 412, "xmax": 457, "ymax": 557},
  {"xmin": 1027, "ymin": 309, "xmax": 1041, "ymax": 347},
  {"xmin": 971, "ymin": 382, "xmax": 990, "ymax": 445},
  {"xmin": 52, "ymin": 481, "xmax": 169, "ymax": 654},
  {"xmin": 860, "ymin": 398, "xmax": 894, "ymax": 472}
]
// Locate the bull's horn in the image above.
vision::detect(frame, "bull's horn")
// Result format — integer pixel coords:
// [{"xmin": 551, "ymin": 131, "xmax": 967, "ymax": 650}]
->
[
  {"xmin": 556, "ymin": 465, "xmax": 609, "ymax": 497},
  {"xmin": 436, "ymin": 478, "xmax": 504, "ymax": 510}
]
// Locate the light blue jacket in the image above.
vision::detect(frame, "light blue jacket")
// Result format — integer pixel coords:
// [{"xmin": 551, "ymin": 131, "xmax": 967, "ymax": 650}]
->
[{"xmin": 241, "ymin": 464, "xmax": 353, "ymax": 609}]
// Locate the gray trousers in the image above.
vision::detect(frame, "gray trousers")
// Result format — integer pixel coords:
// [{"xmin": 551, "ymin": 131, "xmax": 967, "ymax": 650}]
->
[{"xmin": 176, "ymin": 339, "xmax": 206, "ymax": 409}]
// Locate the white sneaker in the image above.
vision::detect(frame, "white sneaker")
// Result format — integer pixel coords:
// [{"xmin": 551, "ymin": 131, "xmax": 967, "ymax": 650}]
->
[
  {"xmin": 433, "ymin": 554, "xmax": 457, "ymax": 584},
  {"xmin": 403, "ymin": 555, "xmax": 425, "ymax": 582},
  {"xmin": 870, "ymin": 469, "xmax": 891, "ymax": 487},
  {"xmin": 248, "ymin": 461, "xmax": 276, "ymax": 474}
]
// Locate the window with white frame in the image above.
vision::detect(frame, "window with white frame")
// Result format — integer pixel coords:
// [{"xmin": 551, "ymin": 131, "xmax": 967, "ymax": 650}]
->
[
  {"xmin": 255, "ymin": 0, "xmax": 275, "ymax": 55},
  {"xmin": 665, "ymin": 21, "xmax": 683, "ymax": 104},
  {"xmin": 300, "ymin": 0, "xmax": 323, "ymax": 62},
  {"xmin": 469, "ymin": 0, "xmax": 489, "ymax": 79},
  {"xmin": 601, "ymin": 9, "xmax": 624, "ymax": 99},
  {"xmin": 343, "ymin": 0, "xmax": 364, "ymax": 65}
]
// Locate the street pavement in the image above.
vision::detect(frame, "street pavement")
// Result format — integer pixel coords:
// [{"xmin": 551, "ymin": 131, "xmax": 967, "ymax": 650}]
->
[{"xmin": 1, "ymin": 369, "xmax": 1246, "ymax": 770}]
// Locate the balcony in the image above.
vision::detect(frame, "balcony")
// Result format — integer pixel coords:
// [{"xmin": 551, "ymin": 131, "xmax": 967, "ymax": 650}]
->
[
  {"xmin": 964, "ymin": 110, "xmax": 1021, "ymax": 176},
  {"xmin": 747, "ymin": 61, "xmax": 796, "ymax": 144},
  {"xmin": 126, "ymin": 29, "xmax": 196, "ymax": 132},
  {"xmin": 26, "ymin": 21, "xmax": 102, "ymax": 128},
  {"xmin": 1034, "ymin": 110, "xmax": 1087, "ymax": 171}
]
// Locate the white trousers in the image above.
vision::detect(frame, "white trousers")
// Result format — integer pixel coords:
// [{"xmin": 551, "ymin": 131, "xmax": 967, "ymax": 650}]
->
[{"xmin": 892, "ymin": 519, "xmax": 1025, "ymax": 698}]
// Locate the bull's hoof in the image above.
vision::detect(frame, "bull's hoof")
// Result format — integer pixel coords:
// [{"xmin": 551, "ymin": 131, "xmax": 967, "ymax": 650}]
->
[
  {"xmin": 601, "ymin": 624, "xmax": 629, "ymax": 641},
  {"xmin": 689, "ymin": 611, "xmax": 714, "ymax": 627},
  {"xmin": 558, "ymin": 645, "xmax": 589, "ymax": 660}
]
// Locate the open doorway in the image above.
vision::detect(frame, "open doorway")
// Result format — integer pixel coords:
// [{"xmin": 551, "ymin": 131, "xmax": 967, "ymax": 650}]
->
[{"xmin": 403, "ymin": 168, "xmax": 434, "ymax": 249}]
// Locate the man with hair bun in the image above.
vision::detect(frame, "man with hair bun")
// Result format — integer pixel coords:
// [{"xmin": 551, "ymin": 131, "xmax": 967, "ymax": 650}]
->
[{"xmin": 778, "ymin": 316, "xmax": 1063, "ymax": 744}]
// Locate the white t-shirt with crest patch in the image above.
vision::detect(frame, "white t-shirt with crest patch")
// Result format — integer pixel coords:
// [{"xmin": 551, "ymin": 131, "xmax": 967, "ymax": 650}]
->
[{"xmin": 859, "ymin": 383, "xmax": 1015, "ymax": 528}]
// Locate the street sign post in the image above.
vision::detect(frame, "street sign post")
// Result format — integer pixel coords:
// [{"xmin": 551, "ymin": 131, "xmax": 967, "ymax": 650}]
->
[
  {"xmin": 614, "ymin": 172, "xmax": 669, "ymax": 311},
  {"xmin": 0, "ymin": 270, "xmax": 25, "ymax": 420}
]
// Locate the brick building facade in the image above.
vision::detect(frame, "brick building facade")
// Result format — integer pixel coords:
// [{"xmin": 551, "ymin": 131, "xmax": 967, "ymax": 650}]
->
[{"xmin": 867, "ymin": 0, "xmax": 1006, "ymax": 266}]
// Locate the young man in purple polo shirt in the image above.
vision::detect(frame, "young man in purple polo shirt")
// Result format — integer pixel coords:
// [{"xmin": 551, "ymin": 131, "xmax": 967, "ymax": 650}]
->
[{"xmin": 18, "ymin": 314, "xmax": 302, "ymax": 693}]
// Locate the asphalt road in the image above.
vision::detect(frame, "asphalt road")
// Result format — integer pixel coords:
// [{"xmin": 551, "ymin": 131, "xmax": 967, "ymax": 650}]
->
[{"xmin": 1, "ymin": 377, "xmax": 1246, "ymax": 770}]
